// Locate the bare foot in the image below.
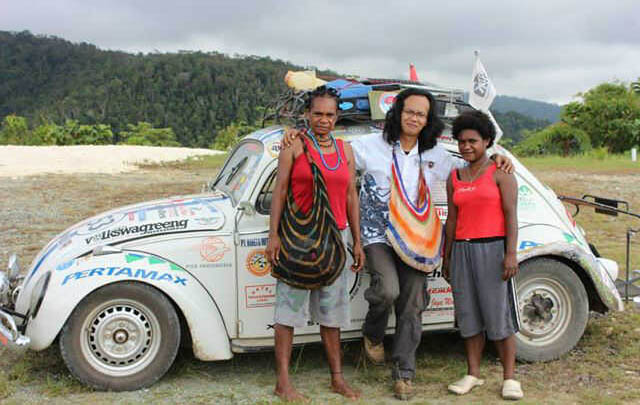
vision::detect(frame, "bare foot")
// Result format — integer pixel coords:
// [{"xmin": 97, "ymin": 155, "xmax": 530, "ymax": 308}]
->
[
  {"xmin": 331, "ymin": 379, "xmax": 361, "ymax": 401},
  {"xmin": 274, "ymin": 384, "xmax": 309, "ymax": 403}
]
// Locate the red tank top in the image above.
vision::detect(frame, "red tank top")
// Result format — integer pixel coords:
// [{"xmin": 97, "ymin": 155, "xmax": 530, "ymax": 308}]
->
[
  {"xmin": 290, "ymin": 137, "xmax": 349, "ymax": 229},
  {"xmin": 451, "ymin": 163, "xmax": 505, "ymax": 239}
]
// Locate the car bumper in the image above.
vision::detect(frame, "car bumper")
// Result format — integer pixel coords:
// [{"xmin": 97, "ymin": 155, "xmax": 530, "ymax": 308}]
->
[{"xmin": 0, "ymin": 309, "xmax": 30, "ymax": 348}]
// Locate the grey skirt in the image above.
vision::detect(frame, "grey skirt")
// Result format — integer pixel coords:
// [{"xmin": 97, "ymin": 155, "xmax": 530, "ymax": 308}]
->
[{"xmin": 450, "ymin": 239, "xmax": 520, "ymax": 340}]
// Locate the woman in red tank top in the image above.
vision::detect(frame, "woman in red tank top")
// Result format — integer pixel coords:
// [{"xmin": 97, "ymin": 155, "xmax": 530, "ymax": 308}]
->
[
  {"xmin": 443, "ymin": 110, "xmax": 523, "ymax": 400},
  {"xmin": 265, "ymin": 86, "xmax": 364, "ymax": 402}
]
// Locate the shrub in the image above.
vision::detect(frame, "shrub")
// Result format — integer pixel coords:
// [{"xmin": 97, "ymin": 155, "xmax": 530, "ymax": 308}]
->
[
  {"xmin": 119, "ymin": 122, "xmax": 180, "ymax": 147},
  {"xmin": 211, "ymin": 121, "xmax": 258, "ymax": 151},
  {"xmin": 27, "ymin": 122, "xmax": 62, "ymax": 145},
  {"xmin": 514, "ymin": 123, "xmax": 591, "ymax": 156},
  {"xmin": 0, "ymin": 115, "xmax": 29, "ymax": 144}
]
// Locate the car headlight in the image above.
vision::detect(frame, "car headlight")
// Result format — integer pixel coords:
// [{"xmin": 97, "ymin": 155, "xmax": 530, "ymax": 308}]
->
[{"xmin": 29, "ymin": 272, "xmax": 51, "ymax": 319}]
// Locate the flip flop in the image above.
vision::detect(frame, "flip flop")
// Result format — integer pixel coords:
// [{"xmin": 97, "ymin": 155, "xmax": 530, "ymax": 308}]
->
[
  {"xmin": 502, "ymin": 379, "xmax": 524, "ymax": 400},
  {"xmin": 448, "ymin": 375, "xmax": 485, "ymax": 395}
]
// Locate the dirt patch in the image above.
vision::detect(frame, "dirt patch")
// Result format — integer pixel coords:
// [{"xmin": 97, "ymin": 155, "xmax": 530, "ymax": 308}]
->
[{"xmin": 0, "ymin": 145, "xmax": 222, "ymax": 177}]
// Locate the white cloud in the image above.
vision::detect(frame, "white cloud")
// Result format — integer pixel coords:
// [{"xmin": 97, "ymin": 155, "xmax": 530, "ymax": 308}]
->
[{"xmin": 2, "ymin": 0, "xmax": 640, "ymax": 103}]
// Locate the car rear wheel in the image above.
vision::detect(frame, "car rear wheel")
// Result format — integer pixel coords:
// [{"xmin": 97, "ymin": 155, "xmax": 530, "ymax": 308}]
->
[
  {"xmin": 515, "ymin": 258, "xmax": 589, "ymax": 362},
  {"xmin": 60, "ymin": 282, "xmax": 180, "ymax": 391}
]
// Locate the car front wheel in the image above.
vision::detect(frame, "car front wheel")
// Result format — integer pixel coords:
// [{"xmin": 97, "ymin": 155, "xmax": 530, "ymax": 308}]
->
[
  {"xmin": 60, "ymin": 282, "xmax": 180, "ymax": 391},
  {"xmin": 515, "ymin": 258, "xmax": 589, "ymax": 362}
]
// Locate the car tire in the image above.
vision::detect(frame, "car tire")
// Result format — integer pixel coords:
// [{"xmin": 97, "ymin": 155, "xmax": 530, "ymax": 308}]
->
[
  {"xmin": 60, "ymin": 282, "xmax": 180, "ymax": 391},
  {"xmin": 515, "ymin": 258, "xmax": 589, "ymax": 362}
]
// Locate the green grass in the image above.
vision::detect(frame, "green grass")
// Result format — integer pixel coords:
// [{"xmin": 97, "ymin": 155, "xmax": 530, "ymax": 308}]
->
[
  {"xmin": 0, "ymin": 372, "xmax": 13, "ymax": 400},
  {"xmin": 134, "ymin": 153, "xmax": 229, "ymax": 170},
  {"xmin": 520, "ymin": 153, "xmax": 640, "ymax": 173}
]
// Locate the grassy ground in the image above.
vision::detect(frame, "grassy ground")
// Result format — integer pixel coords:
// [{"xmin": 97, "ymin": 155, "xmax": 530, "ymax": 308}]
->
[{"xmin": 0, "ymin": 153, "xmax": 639, "ymax": 404}]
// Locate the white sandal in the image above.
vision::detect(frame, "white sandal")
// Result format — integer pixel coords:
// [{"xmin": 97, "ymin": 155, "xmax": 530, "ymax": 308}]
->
[
  {"xmin": 448, "ymin": 375, "xmax": 484, "ymax": 395},
  {"xmin": 502, "ymin": 379, "xmax": 524, "ymax": 400}
]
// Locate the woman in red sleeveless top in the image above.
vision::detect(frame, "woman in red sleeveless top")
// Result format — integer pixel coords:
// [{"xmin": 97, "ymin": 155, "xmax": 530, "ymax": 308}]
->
[
  {"xmin": 443, "ymin": 110, "xmax": 523, "ymax": 400},
  {"xmin": 265, "ymin": 86, "xmax": 364, "ymax": 402}
]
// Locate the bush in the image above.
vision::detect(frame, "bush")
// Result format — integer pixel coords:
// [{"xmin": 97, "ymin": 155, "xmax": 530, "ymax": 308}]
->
[
  {"xmin": 0, "ymin": 115, "xmax": 29, "ymax": 144},
  {"xmin": 119, "ymin": 122, "xmax": 180, "ymax": 147},
  {"xmin": 514, "ymin": 123, "xmax": 591, "ymax": 156},
  {"xmin": 28, "ymin": 122, "xmax": 62, "ymax": 145},
  {"xmin": 588, "ymin": 147, "xmax": 609, "ymax": 160},
  {"xmin": 211, "ymin": 121, "xmax": 258, "ymax": 151},
  {"xmin": 58, "ymin": 120, "xmax": 113, "ymax": 145}
]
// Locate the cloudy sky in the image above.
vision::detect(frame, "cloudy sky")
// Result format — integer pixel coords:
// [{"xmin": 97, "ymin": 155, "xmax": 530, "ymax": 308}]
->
[{"xmin": 3, "ymin": 0, "xmax": 639, "ymax": 104}]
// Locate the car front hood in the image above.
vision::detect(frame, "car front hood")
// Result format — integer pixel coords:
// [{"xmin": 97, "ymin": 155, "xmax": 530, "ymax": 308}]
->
[{"xmin": 21, "ymin": 191, "xmax": 232, "ymax": 290}]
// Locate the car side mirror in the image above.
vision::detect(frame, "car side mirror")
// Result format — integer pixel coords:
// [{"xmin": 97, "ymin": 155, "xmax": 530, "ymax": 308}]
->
[
  {"xmin": 237, "ymin": 201, "xmax": 255, "ymax": 216},
  {"xmin": 7, "ymin": 253, "xmax": 19, "ymax": 280}
]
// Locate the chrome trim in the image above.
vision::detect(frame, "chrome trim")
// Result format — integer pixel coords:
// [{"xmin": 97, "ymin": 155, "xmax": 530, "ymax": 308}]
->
[{"xmin": 0, "ymin": 309, "xmax": 30, "ymax": 347}]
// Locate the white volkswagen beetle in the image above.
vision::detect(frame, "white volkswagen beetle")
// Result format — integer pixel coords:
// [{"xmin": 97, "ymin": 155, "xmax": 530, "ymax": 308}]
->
[{"xmin": 0, "ymin": 84, "xmax": 623, "ymax": 391}]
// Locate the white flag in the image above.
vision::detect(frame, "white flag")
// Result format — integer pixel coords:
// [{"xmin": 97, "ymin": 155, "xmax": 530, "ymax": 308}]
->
[
  {"xmin": 469, "ymin": 53, "xmax": 496, "ymax": 112},
  {"xmin": 469, "ymin": 52, "xmax": 502, "ymax": 142}
]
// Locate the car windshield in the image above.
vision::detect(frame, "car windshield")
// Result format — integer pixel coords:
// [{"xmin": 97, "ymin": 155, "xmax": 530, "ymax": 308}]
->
[{"xmin": 213, "ymin": 140, "xmax": 264, "ymax": 204}]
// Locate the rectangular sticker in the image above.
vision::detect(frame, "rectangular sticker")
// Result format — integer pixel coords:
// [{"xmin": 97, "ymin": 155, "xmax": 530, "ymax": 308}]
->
[{"xmin": 245, "ymin": 284, "xmax": 276, "ymax": 308}]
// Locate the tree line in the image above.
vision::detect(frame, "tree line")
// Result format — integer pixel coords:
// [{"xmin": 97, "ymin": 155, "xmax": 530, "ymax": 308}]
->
[{"xmin": 513, "ymin": 82, "xmax": 640, "ymax": 156}]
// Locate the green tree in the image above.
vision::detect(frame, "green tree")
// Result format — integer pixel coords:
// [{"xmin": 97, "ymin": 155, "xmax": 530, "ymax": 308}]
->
[
  {"xmin": 0, "ymin": 115, "xmax": 29, "ymax": 144},
  {"xmin": 561, "ymin": 82, "xmax": 640, "ymax": 153},
  {"xmin": 513, "ymin": 123, "xmax": 591, "ymax": 157},
  {"xmin": 212, "ymin": 121, "xmax": 258, "ymax": 151},
  {"xmin": 29, "ymin": 122, "xmax": 62, "ymax": 145},
  {"xmin": 119, "ymin": 122, "xmax": 180, "ymax": 146}
]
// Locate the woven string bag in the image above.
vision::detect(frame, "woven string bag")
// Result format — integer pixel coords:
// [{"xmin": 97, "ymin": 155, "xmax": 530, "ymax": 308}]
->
[
  {"xmin": 386, "ymin": 149, "xmax": 444, "ymax": 273},
  {"xmin": 272, "ymin": 138, "xmax": 346, "ymax": 289}
]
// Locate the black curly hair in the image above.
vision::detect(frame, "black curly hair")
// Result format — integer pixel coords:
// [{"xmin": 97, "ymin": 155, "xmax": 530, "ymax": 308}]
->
[
  {"xmin": 452, "ymin": 109, "xmax": 496, "ymax": 148},
  {"xmin": 305, "ymin": 85, "xmax": 339, "ymax": 111},
  {"xmin": 382, "ymin": 87, "xmax": 444, "ymax": 154}
]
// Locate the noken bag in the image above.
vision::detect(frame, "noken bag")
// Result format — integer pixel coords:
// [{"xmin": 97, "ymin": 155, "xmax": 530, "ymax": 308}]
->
[
  {"xmin": 272, "ymin": 140, "xmax": 346, "ymax": 289},
  {"xmin": 386, "ymin": 149, "xmax": 444, "ymax": 273}
]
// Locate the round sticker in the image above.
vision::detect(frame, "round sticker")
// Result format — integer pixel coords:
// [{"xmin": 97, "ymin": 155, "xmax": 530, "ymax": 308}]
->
[
  {"xmin": 246, "ymin": 249, "xmax": 271, "ymax": 277},
  {"xmin": 267, "ymin": 140, "xmax": 282, "ymax": 158},
  {"xmin": 200, "ymin": 237, "xmax": 230, "ymax": 262}
]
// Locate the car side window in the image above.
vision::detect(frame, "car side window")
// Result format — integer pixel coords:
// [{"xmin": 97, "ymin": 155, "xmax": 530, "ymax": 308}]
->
[{"xmin": 256, "ymin": 170, "xmax": 277, "ymax": 215}]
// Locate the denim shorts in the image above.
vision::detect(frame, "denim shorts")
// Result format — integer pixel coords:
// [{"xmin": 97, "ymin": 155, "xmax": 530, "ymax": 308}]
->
[{"xmin": 274, "ymin": 267, "xmax": 350, "ymax": 329}]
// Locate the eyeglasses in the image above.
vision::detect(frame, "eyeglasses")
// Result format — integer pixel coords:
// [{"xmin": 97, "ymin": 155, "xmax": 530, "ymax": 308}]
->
[{"xmin": 402, "ymin": 109, "xmax": 428, "ymax": 120}]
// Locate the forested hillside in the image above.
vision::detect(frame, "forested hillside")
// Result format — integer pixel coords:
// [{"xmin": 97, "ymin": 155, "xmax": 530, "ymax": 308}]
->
[
  {"xmin": 1, "ymin": 31, "xmax": 300, "ymax": 146},
  {"xmin": 492, "ymin": 110, "xmax": 550, "ymax": 144},
  {"xmin": 492, "ymin": 95, "xmax": 562, "ymax": 123},
  {"xmin": 1, "ymin": 30, "xmax": 555, "ymax": 147}
]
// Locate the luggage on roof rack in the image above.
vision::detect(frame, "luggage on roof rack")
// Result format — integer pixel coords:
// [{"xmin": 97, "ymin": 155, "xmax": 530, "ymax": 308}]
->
[{"xmin": 261, "ymin": 71, "xmax": 469, "ymax": 127}]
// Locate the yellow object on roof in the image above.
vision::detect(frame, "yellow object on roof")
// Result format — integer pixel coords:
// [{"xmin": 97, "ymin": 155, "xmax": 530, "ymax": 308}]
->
[{"xmin": 284, "ymin": 70, "xmax": 327, "ymax": 91}]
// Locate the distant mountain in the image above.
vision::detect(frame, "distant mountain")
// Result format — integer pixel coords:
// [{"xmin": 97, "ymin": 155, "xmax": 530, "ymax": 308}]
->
[
  {"xmin": 492, "ymin": 95, "xmax": 562, "ymax": 123},
  {"xmin": 492, "ymin": 110, "xmax": 550, "ymax": 144}
]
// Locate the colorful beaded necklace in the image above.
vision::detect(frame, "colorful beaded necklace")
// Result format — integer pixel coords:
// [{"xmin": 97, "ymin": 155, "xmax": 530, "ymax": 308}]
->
[{"xmin": 307, "ymin": 130, "xmax": 342, "ymax": 171}]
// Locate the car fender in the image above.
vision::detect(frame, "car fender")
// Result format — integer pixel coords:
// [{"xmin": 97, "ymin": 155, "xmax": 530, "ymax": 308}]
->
[
  {"xmin": 518, "ymin": 240, "xmax": 623, "ymax": 312},
  {"xmin": 25, "ymin": 251, "xmax": 233, "ymax": 360}
]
